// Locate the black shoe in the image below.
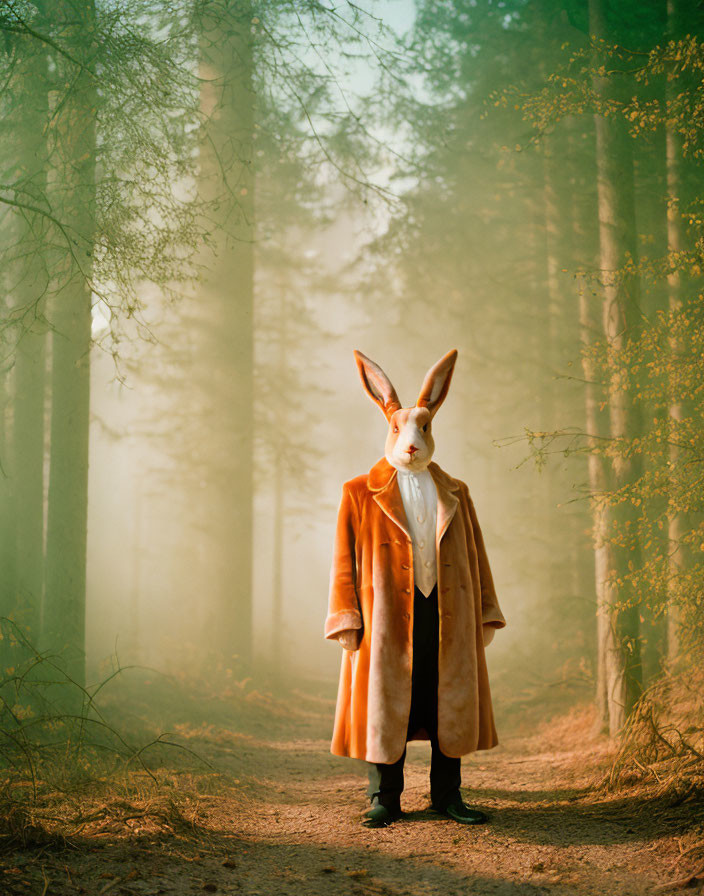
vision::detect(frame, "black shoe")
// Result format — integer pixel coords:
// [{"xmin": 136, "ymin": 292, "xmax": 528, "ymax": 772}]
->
[
  {"xmin": 362, "ymin": 799, "xmax": 403, "ymax": 828},
  {"xmin": 434, "ymin": 799, "xmax": 488, "ymax": 825}
]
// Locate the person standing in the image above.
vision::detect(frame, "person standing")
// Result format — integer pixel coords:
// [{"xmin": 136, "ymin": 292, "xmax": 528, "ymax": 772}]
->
[{"xmin": 325, "ymin": 350, "xmax": 506, "ymax": 827}]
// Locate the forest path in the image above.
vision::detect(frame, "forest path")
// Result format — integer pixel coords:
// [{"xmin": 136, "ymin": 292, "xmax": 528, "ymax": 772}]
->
[{"xmin": 5, "ymin": 684, "xmax": 699, "ymax": 896}]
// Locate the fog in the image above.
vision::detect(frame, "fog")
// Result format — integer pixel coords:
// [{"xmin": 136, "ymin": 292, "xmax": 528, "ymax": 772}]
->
[
  {"xmin": 6, "ymin": 7, "xmax": 704, "ymax": 892},
  {"xmin": 85, "ymin": 168, "xmax": 592, "ymax": 718},
  {"xmin": 3, "ymin": 0, "xmax": 704, "ymax": 745}
]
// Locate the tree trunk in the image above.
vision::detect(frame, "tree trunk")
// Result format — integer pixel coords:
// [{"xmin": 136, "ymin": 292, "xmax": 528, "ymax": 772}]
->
[
  {"xmin": 11, "ymin": 31, "xmax": 50, "ymax": 650},
  {"xmin": 271, "ymin": 459, "xmax": 284, "ymax": 678},
  {"xmin": 566, "ymin": 114, "xmax": 614, "ymax": 733},
  {"xmin": 541, "ymin": 128, "xmax": 566, "ymax": 565},
  {"xmin": 665, "ymin": 0, "xmax": 686, "ymax": 663},
  {"xmin": 271, "ymin": 289, "xmax": 287, "ymax": 679},
  {"xmin": 578, "ymin": 274, "xmax": 613, "ymax": 732},
  {"xmin": 129, "ymin": 491, "xmax": 142, "ymax": 664},
  {"xmin": 541, "ymin": 125, "xmax": 595, "ymax": 668},
  {"xmin": 0, "ymin": 331, "xmax": 17, "ymax": 669},
  {"xmin": 589, "ymin": 0, "xmax": 644, "ymax": 736},
  {"xmin": 196, "ymin": 1, "xmax": 255, "ymax": 666},
  {"xmin": 13, "ymin": 325, "xmax": 46, "ymax": 646},
  {"xmin": 42, "ymin": 2, "xmax": 98, "ymax": 690}
]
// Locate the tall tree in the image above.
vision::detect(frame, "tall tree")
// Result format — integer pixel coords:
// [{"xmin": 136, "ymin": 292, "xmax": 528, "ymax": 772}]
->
[
  {"xmin": 589, "ymin": 0, "xmax": 644, "ymax": 734},
  {"xmin": 41, "ymin": 0, "xmax": 98, "ymax": 688},
  {"xmin": 193, "ymin": 0, "xmax": 256, "ymax": 665},
  {"xmin": 11, "ymin": 15, "xmax": 50, "ymax": 651},
  {"xmin": 664, "ymin": 0, "xmax": 687, "ymax": 661},
  {"xmin": 0, "ymin": 8, "xmax": 50, "ymax": 661}
]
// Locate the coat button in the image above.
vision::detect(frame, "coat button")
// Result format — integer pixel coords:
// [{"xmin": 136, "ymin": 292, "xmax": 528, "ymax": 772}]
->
[
  {"xmin": 403, "ymin": 612, "xmax": 410, "ymax": 620},
  {"xmin": 404, "ymin": 588, "xmax": 411, "ymax": 593},
  {"xmin": 401, "ymin": 564, "xmax": 410, "ymax": 570}
]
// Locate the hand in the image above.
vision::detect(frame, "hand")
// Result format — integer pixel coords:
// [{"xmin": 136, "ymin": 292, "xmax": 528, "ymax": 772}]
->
[
  {"xmin": 337, "ymin": 629, "xmax": 360, "ymax": 651},
  {"xmin": 482, "ymin": 624, "xmax": 496, "ymax": 647}
]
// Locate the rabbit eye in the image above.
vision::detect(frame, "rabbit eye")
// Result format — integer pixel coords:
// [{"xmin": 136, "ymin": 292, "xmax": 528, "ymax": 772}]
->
[
  {"xmin": 393, "ymin": 425, "xmax": 399, "ymax": 434},
  {"xmin": 422, "ymin": 424, "xmax": 428, "ymax": 432}
]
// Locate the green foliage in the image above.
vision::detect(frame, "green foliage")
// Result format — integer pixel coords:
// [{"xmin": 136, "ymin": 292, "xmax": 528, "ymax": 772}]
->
[
  {"xmin": 514, "ymin": 21, "xmax": 704, "ymax": 655},
  {"xmin": 0, "ymin": 0, "xmax": 203, "ymax": 368},
  {"xmin": 516, "ymin": 34, "xmax": 704, "ymax": 158}
]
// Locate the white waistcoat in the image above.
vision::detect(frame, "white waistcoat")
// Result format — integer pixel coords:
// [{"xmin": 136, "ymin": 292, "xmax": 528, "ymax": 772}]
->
[{"xmin": 395, "ymin": 468, "xmax": 438, "ymax": 598}]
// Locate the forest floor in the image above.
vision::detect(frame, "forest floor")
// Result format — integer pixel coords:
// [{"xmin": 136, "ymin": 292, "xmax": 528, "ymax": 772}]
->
[{"xmin": 1, "ymin": 675, "xmax": 703, "ymax": 896}]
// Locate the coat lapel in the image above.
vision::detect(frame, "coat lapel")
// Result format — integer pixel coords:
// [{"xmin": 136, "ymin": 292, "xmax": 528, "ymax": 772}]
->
[
  {"xmin": 428, "ymin": 461, "xmax": 460, "ymax": 545},
  {"xmin": 367, "ymin": 457, "xmax": 411, "ymax": 539},
  {"xmin": 367, "ymin": 457, "xmax": 459, "ymax": 544}
]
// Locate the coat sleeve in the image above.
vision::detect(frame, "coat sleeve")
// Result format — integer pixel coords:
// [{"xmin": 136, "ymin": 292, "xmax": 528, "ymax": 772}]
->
[
  {"xmin": 466, "ymin": 488, "xmax": 506, "ymax": 630},
  {"xmin": 324, "ymin": 481, "xmax": 363, "ymax": 643}
]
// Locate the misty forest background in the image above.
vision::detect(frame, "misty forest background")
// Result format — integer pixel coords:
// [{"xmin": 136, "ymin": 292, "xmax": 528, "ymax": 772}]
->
[{"xmin": 2, "ymin": 0, "xmax": 704, "ymax": 815}]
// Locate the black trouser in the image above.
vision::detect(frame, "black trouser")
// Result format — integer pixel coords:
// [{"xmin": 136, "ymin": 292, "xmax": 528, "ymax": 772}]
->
[{"xmin": 367, "ymin": 584, "xmax": 461, "ymax": 811}]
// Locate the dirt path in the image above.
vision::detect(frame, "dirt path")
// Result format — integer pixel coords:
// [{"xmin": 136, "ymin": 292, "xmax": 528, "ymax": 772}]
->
[{"xmin": 3, "ymin": 685, "xmax": 702, "ymax": 895}]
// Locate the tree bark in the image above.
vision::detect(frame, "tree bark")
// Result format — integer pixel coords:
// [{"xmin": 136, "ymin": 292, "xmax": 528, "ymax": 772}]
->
[
  {"xmin": 129, "ymin": 491, "xmax": 142, "ymax": 664},
  {"xmin": 0, "ymin": 317, "xmax": 17, "ymax": 668},
  {"xmin": 566, "ymin": 114, "xmax": 614, "ymax": 733},
  {"xmin": 589, "ymin": 0, "xmax": 644, "ymax": 736},
  {"xmin": 542, "ymin": 124, "xmax": 596, "ymax": 668},
  {"xmin": 11, "ymin": 30, "xmax": 50, "ymax": 649},
  {"xmin": 665, "ymin": 0, "xmax": 686, "ymax": 662},
  {"xmin": 42, "ymin": 2, "xmax": 98, "ymax": 689},
  {"xmin": 196, "ymin": 1, "xmax": 255, "ymax": 665},
  {"xmin": 578, "ymin": 274, "xmax": 613, "ymax": 732},
  {"xmin": 271, "ymin": 288, "xmax": 287, "ymax": 678},
  {"xmin": 271, "ymin": 456, "xmax": 284, "ymax": 677}
]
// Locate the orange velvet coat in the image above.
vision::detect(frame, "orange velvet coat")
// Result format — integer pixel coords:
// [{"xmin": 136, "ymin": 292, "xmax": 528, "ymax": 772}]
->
[{"xmin": 324, "ymin": 457, "xmax": 506, "ymax": 765}]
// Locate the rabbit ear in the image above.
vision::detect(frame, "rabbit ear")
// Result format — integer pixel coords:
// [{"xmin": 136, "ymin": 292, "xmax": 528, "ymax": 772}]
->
[
  {"xmin": 416, "ymin": 349, "xmax": 458, "ymax": 418},
  {"xmin": 354, "ymin": 350, "xmax": 402, "ymax": 421}
]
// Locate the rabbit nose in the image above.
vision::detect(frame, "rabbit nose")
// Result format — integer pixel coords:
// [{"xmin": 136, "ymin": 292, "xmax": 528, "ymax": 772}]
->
[{"xmin": 407, "ymin": 445, "xmax": 418, "ymax": 455}]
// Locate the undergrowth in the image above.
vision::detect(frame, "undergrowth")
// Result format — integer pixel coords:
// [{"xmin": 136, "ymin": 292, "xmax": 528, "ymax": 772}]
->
[
  {"xmin": 606, "ymin": 644, "xmax": 704, "ymax": 889},
  {"xmin": 0, "ymin": 617, "xmax": 218, "ymax": 852},
  {"xmin": 609, "ymin": 643, "xmax": 704, "ymax": 797}
]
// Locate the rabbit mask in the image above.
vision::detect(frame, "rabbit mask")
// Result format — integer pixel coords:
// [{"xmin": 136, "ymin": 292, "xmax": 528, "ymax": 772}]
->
[{"xmin": 353, "ymin": 349, "xmax": 458, "ymax": 473}]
